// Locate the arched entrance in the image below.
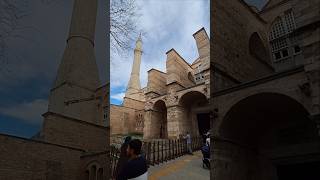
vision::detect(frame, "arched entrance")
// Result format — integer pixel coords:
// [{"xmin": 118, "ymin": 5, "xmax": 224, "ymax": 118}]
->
[
  {"xmin": 153, "ymin": 100, "xmax": 167, "ymax": 139},
  {"xmin": 179, "ymin": 91, "xmax": 209, "ymax": 138},
  {"xmin": 214, "ymin": 93, "xmax": 320, "ymax": 180}
]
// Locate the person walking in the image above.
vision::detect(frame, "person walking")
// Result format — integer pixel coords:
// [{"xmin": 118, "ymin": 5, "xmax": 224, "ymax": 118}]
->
[
  {"xmin": 205, "ymin": 131, "xmax": 210, "ymax": 146},
  {"xmin": 117, "ymin": 139, "xmax": 148, "ymax": 180},
  {"xmin": 184, "ymin": 132, "xmax": 193, "ymax": 155},
  {"xmin": 115, "ymin": 136, "xmax": 132, "ymax": 179}
]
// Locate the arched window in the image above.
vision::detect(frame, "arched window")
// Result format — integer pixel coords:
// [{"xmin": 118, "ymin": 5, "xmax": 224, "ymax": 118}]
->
[
  {"xmin": 269, "ymin": 9, "xmax": 300, "ymax": 62},
  {"xmin": 86, "ymin": 162, "xmax": 101, "ymax": 180},
  {"xmin": 97, "ymin": 168, "xmax": 103, "ymax": 180},
  {"xmin": 249, "ymin": 32, "xmax": 270, "ymax": 64},
  {"xmin": 89, "ymin": 165, "xmax": 96, "ymax": 180}
]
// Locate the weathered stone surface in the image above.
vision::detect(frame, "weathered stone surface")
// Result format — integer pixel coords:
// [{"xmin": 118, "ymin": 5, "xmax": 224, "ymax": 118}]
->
[
  {"xmin": 211, "ymin": 0, "xmax": 320, "ymax": 179},
  {"xmin": 0, "ymin": 0, "xmax": 110, "ymax": 179}
]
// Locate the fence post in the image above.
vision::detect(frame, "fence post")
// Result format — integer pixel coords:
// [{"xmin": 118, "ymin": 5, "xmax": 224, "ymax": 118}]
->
[
  {"xmin": 172, "ymin": 139, "xmax": 175, "ymax": 159},
  {"xmin": 152, "ymin": 141, "xmax": 156, "ymax": 165},
  {"xmin": 157, "ymin": 141, "xmax": 160, "ymax": 164},
  {"xmin": 169, "ymin": 139, "xmax": 171, "ymax": 160},
  {"xmin": 185, "ymin": 138, "xmax": 187, "ymax": 153},
  {"xmin": 175, "ymin": 139, "xmax": 178, "ymax": 158},
  {"xmin": 179, "ymin": 139, "xmax": 182, "ymax": 156},
  {"xmin": 147, "ymin": 142, "xmax": 151, "ymax": 166},
  {"xmin": 193, "ymin": 137, "xmax": 195, "ymax": 151},
  {"xmin": 161, "ymin": 140, "xmax": 164, "ymax": 163}
]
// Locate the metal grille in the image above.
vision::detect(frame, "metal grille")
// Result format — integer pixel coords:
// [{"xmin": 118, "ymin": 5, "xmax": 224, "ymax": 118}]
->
[
  {"xmin": 271, "ymin": 38, "xmax": 288, "ymax": 52},
  {"xmin": 269, "ymin": 18, "xmax": 286, "ymax": 40},
  {"xmin": 269, "ymin": 9, "xmax": 297, "ymax": 62},
  {"xmin": 284, "ymin": 10, "xmax": 296, "ymax": 33}
]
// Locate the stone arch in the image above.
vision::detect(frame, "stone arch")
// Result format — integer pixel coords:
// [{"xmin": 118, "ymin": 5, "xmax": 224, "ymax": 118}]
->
[
  {"xmin": 152, "ymin": 100, "xmax": 168, "ymax": 139},
  {"xmin": 214, "ymin": 88, "xmax": 312, "ymax": 127},
  {"xmin": 179, "ymin": 91, "xmax": 208, "ymax": 106},
  {"xmin": 86, "ymin": 161, "xmax": 102, "ymax": 180},
  {"xmin": 249, "ymin": 32, "xmax": 271, "ymax": 65},
  {"xmin": 213, "ymin": 92, "xmax": 319, "ymax": 179},
  {"xmin": 178, "ymin": 91, "xmax": 210, "ymax": 138}
]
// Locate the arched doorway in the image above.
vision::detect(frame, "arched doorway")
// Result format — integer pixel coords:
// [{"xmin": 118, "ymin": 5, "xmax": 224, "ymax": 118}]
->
[
  {"xmin": 215, "ymin": 93, "xmax": 320, "ymax": 180},
  {"xmin": 179, "ymin": 91, "xmax": 209, "ymax": 138},
  {"xmin": 153, "ymin": 100, "xmax": 167, "ymax": 139}
]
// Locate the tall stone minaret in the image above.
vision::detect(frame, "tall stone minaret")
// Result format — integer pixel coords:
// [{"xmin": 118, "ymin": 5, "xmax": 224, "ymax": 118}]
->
[
  {"xmin": 47, "ymin": 0, "xmax": 101, "ymax": 124},
  {"xmin": 125, "ymin": 34, "xmax": 143, "ymax": 100}
]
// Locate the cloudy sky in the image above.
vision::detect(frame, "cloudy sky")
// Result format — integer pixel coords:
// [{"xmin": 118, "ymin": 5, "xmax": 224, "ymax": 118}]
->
[
  {"xmin": 0, "ymin": 0, "xmax": 107, "ymax": 138},
  {"xmin": 0, "ymin": 0, "xmax": 267, "ymax": 138},
  {"xmin": 110, "ymin": 0, "xmax": 267, "ymax": 105},
  {"xmin": 110, "ymin": 0, "xmax": 211, "ymax": 105}
]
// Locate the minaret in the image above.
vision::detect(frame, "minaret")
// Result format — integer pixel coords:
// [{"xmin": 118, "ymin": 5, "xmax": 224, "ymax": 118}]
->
[
  {"xmin": 125, "ymin": 34, "xmax": 143, "ymax": 100},
  {"xmin": 47, "ymin": 0, "xmax": 101, "ymax": 124}
]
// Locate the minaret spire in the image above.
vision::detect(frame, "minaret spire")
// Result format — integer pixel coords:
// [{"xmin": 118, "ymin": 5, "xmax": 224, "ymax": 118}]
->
[
  {"xmin": 125, "ymin": 34, "xmax": 143, "ymax": 100},
  {"xmin": 47, "ymin": 0, "xmax": 101, "ymax": 124}
]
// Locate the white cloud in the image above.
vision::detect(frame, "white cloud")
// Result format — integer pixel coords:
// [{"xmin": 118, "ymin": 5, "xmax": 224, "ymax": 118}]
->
[
  {"xmin": 110, "ymin": 0, "xmax": 210, "ymax": 95},
  {"xmin": 0, "ymin": 99, "xmax": 48, "ymax": 125},
  {"xmin": 111, "ymin": 92, "xmax": 125, "ymax": 101}
]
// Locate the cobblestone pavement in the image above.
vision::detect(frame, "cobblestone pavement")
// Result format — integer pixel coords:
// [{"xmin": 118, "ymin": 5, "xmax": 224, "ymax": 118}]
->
[{"xmin": 148, "ymin": 151, "xmax": 210, "ymax": 180}]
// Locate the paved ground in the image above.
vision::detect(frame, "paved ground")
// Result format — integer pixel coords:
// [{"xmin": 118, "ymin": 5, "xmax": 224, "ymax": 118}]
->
[{"xmin": 148, "ymin": 151, "xmax": 210, "ymax": 180}]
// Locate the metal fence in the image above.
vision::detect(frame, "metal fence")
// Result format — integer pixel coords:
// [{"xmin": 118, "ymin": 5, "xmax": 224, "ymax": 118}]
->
[{"xmin": 110, "ymin": 137, "xmax": 203, "ymax": 179}]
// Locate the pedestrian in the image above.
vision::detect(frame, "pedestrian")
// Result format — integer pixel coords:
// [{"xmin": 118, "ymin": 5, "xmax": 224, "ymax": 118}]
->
[
  {"xmin": 115, "ymin": 136, "xmax": 132, "ymax": 179},
  {"xmin": 117, "ymin": 139, "xmax": 148, "ymax": 180},
  {"xmin": 184, "ymin": 132, "xmax": 193, "ymax": 155},
  {"xmin": 205, "ymin": 132, "xmax": 210, "ymax": 146}
]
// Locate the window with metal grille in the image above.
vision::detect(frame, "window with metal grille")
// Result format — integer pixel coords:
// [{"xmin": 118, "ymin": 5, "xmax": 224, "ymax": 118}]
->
[{"xmin": 269, "ymin": 9, "xmax": 299, "ymax": 62}]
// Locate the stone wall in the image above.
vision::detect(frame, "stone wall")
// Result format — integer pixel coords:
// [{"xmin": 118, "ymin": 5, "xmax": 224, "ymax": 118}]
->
[
  {"xmin": 0, "ymin": 134, "xmax": 84, "ymax": 180},
  {"xmin": 146, "ymin": 69, "xmax": 167, "ymax": 96},
  {"xmin": 48, "ymin": 83, "xmax": 101, "ymax": 125},
  {"xmin": 41, "ymin": 112, "xmax": 109, "ymax": 152},
  {"xmin": 123, "ymin": 97, "xmax": 145, "ymax": 110},
  {"xmin": 212, "ymin": 0, "xmax": 274, "ymax": 85},
  {"xmin": 110, "ymin": 100, "xmax": 145, "ymax": 135},
  {"xmin": 166, "ymin": 49, "xmax": 194, "ymax": 88},
  {"xmin": 95, "ymin": 83, "xmax": 109, "ymax": 127},
  {"xmin": 210, "ymin": 1, "xmax": 320, "ymax": 179},
  {"xmin": 110, "ymin": 105, "xmax": 135, "ymax": 135},
  {"xmin": 81, "ymin": 151, "xmax": 109, "ymax": 180},
  {"xmin": 193, "ymin": 28, "xmax": 210, "ymax": 71}
]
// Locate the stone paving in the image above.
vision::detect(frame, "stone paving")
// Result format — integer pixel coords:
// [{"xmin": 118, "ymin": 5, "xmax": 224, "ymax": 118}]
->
[{"xmin": 148, "ymin": 151, "xmax": 210, "ymax": 180}]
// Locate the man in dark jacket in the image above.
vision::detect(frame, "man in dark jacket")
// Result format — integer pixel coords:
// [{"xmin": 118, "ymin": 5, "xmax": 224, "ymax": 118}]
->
[
  {"xmin": 117, "ymin": 139, "xmax": 148, "ymax": 180},
  {"xmin": 115, "ymin": 136, "xmax": 132, "ymax": 179}
]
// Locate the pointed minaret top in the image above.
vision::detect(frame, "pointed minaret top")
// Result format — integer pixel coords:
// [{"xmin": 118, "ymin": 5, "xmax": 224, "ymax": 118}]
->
[
  {"xmin": 135, "ymin": 33, "xmax": 142, "ymax": 51},
  {"xmin": 138, "ymin": 32, "xmax": 142, "ymax": 40}
]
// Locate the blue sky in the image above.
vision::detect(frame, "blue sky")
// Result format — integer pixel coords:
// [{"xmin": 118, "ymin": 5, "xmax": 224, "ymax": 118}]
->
[
  {"xmin": 0, "ymin": 0, "xmax": 267, "ymax": 138},
  {"xmin": 110, "ymin": 0, "xmax": 268, "ymax": 105}
]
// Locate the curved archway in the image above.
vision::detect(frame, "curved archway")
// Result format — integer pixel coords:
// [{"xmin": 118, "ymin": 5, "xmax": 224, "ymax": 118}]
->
[
  {"xmin": 179, "ymin": 91, "xmax": 209, "ymax": 139},
  {"xmin": 215, "ymin": 93, "xmax": 319, "ymax": 179},
  {"xmin": 249, "ymin": 32, "xmax": 271, "ymax": 65},
  {"xmin": 152, "ymin": 100, "xmax": 167, "ymax": 139},
  {"xmin": 85, "ymin": 161, "xmax": 101, "ymax": 180}
]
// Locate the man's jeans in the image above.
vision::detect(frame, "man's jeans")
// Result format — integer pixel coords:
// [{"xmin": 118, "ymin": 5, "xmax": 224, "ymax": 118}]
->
[{"xmin": 187, "ymin": 143, "xmax": 192, "ymax": 154}]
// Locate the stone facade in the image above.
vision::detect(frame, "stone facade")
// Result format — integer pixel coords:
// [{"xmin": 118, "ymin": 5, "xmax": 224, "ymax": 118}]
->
[
  {"xmin": 144, "ymin": 28, "xmax": 211, "ymax": 139},
  {"xmin": 110, "ymin": 28, "xmax": 211, "ymax": 140},
  {"xmin": 0, "ymin": 0, "xmax": 110, "ymax": 179},
  {"xmin": 211, "ymin": 0, "xmax": 320, "ymax": 179}
]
